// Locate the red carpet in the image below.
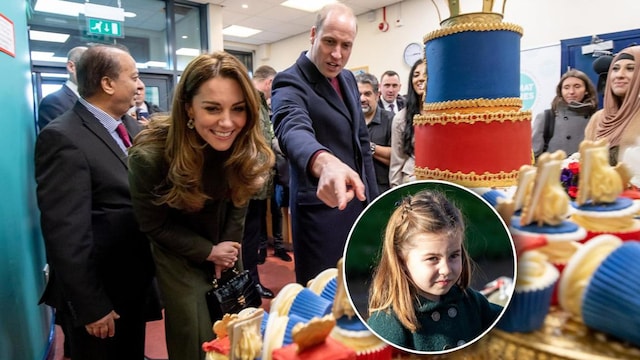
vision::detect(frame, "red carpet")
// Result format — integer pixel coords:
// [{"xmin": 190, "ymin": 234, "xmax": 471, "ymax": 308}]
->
[{"xmin": 53, "ymin": 250, "xmax": 296, "ymax": 360}]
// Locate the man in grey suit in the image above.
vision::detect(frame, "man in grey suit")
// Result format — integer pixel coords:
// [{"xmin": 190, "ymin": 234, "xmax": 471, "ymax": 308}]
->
[
  {"xmin": 271, "ymin": 3, "xmax": 378, "ymax": 285},
  {"xmin": 35, "ymin": 44, "xmax": 155, "ymax": 359},
  {"xmin": 37, "ymin": 46, "xmax": 87, "ymax": 130}
]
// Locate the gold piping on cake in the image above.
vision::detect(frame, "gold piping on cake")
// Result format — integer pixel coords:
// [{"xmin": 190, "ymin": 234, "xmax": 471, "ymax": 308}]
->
[
  {"xmin": 415, "ymin": 167, "xmax": 518, "ymax": 187},
  {"xmin": 423, "ymin": 22, "xmax": 523, "ymax": 43},
  {"xmin": 423, "ymin": 98, "xmax": 523, "ymax": 111},
  {"xmin": 413, "ymin": 110, "xmax": 531, "ymax": 126}
]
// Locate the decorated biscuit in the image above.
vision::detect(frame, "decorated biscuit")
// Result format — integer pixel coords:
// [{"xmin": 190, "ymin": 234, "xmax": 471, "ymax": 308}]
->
[
  {"xmin": 291, "ymin": 314, "xmax": 336, "ymax": 353},
  {"xmin": 213, "ymin": 313, "xmax": 239, "ymax": 339}
]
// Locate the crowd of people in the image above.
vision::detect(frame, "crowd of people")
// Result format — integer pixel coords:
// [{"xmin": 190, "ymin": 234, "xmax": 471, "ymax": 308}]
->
[{"xmin": 32, "ymin": 0, "xmax": 640, "ymax": 357}]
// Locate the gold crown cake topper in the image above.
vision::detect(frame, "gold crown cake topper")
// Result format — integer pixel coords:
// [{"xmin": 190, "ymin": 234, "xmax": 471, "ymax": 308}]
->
[{"xmin": 431, "ymin": 0, "xmax": 508, "ymax": 27}]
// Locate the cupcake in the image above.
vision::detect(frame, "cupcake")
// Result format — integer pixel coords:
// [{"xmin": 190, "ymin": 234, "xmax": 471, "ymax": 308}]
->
[
  {"xmin": 558, "ymin": 234, "xmax": 623, "ymax": 318},
  {"xmin": 583, "ymin": 241, "xmax": 640, "ymax": 347},
  {"xmin": 308, "ymin": 267, "xmax": 338, "ymax": 302},
  {"xmin": 497, "ymin": 250, "xmax": 559, "ymax": 333},
  {"xmin": 570, "ymin": 198, "xmax": 640, "ymax": 242},
  {"xmin": 202, "ymin": 308, "xmax": 264, "ymax": 360},
  {"xmin": 330, "ymin": 315, "xmax": 393, "ymax": 360},
  {"xmin": 270, "ymin": 283, "xmax": 333, "ymax": 321},
  {"xmin": 569, "ymin": 139, "xmax": 640, "ymax": 242},
  {"xmin": 262, "ymin": 313, "xmax": 308, "ymax": 360},
  {"xmin": 271, "ymin": 315, "xmax": 356, "ymax": 360},
  {"xmin": 496, "ymin": 152, "xmax": 587, "ymax": 243},
  {"xmin": 559, "ymin": 234, "xmax": 640, "ymax": 347},
  {"xmin": 331, "ymin": 258, "xmax": 392, "ymax": 360},
  {"xmin": 535, "ymin": 240, "xmax": 581, "ymax": 305}
]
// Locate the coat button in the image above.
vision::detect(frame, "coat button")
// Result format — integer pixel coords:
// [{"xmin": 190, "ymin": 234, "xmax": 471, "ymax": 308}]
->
[
  {"xmin": 448, "ymin": 307, "xmax": 457, "ymax": 318},
  {"xmin": 431, "ymin": 311, "xmax": 441, "ymax": 322},
  {"xmin": 564, "ymin": 116, "xmax": 569, "ymax": 120},
  {"xmin": 566, "ymin": 135, "xmax": 572, "ymax": 140}
]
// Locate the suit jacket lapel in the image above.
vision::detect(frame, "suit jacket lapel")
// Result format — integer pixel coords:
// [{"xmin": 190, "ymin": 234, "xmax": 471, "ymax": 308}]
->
[
  {"xmin": 74, "ymin": 102, "xmax": 129, "ymax": 167},
  {"xmin": 297, "ymin": 54, "xmax": 351, "ymax": 120}
]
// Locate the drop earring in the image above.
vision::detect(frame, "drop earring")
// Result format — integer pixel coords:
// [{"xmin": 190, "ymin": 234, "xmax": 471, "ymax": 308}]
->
[{"xmin": 187, "ymin": 118, "xmax": 194, "ymax": 129}]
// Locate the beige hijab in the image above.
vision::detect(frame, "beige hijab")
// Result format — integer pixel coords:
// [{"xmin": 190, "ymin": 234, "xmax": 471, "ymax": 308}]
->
[{"xmin": 593, "ymin": 46, "xmax": 640, "ymax": 147}]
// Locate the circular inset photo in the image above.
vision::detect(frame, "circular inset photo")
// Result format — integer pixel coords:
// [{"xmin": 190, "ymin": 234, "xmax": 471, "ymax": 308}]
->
[{"xmin": 343, "ymin": 180, "xmax": 516, "ymax": 354}]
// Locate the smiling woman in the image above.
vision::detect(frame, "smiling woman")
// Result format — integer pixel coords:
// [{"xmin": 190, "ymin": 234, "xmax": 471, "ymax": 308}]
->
[
  {"xmin": 585, "ymin": 46, "xmax": 640, "ymax": 171},
  {"xmin": 127, "ymin": 51, "xmax": 274, "ymax": 360}
]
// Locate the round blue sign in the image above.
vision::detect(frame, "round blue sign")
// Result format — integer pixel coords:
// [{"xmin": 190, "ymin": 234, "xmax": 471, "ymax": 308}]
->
[{"xmin": 520, "ymin": 73, "xmax": 536, "ymax": 111}]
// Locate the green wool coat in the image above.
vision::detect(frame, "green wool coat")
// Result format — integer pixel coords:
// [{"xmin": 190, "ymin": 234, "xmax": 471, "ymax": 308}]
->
[
  {"xmin": 129, "ymin": 145, "xmax": 247, "ymax": 360},
  {"xmin": 367, "ymin": 285, "xmax": 503, "ymax": 352}
]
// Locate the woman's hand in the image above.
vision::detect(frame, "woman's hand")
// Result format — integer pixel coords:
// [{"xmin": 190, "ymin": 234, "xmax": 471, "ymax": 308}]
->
[
  {"xmin": 85, "ymin": 310, "xmax": 120, "ymax": 338},
  {"xmin": 207, "ymin": 241, "xmax": 241, "ymax": 278}
]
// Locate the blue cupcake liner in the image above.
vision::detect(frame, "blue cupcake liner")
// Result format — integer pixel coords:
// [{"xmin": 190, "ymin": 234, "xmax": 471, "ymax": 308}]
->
[
  {"xmin": 480, "ymin": 189, "xmax": 508, "ymax": 207},
  {"xmin": 497, "ymin": 282, "xmax": 556, "ymax": 333},
  {"xmin": 289, "ymin": 288, "xmax": 333, "ymax": 321},
  {"xmin": 319, "ymin": 277, "xmax": 338, "ymax": 302},
  {"xmin": 583, "ymin": 241, "xmax": 640, "ymax": 347},
  {"xmin": 260, "ymin": 311, "xmax": 269, "ymax": 337},
  {"xmin": 282, "ymin": 313, "xmax": 307, "ymax": 345}
]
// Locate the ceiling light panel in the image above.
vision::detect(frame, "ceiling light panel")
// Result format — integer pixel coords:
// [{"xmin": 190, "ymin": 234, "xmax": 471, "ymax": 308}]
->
[{"xmin": 280, "ymin": 0, "xmax": 337, "ymax": 13}]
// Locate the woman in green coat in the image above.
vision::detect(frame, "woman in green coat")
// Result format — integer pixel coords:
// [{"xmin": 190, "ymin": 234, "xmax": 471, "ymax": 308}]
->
[{"xmin": 128, "ymin": 52, "xmax": 274, "ymax": 360}]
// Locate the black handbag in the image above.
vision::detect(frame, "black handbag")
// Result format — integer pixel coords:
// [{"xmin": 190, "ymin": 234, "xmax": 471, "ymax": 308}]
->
[{"xmin": 205, "ymin": 269, "xmax": 262, "ymax": 322}]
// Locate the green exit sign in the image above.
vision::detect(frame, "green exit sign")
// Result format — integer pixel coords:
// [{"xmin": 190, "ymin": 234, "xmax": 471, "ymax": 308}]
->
[{"xmin": 87, "ymin": 18, "xmax": 123, "ymax": 37}]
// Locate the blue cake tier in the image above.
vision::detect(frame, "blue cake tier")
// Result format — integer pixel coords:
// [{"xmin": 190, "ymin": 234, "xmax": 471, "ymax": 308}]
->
[{"xmin": 425, "ymin": 28, "xmax": 521, "ymax": 103}]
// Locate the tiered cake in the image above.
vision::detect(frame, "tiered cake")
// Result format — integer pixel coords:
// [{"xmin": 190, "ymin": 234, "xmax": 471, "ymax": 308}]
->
[
  {"xmin": 414, "ymin": 1, "xmax": 532, "ymax": 187},
  {"xmin": 410, "ymin": 2, "xmax": 640, "ymax": 359}
]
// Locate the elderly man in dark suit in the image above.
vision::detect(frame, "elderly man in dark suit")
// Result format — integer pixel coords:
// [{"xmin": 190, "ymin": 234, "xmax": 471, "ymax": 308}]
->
[
  {"xmin": 37, "ymin": 46, "xmax": 87, "ymax": 131},
  {"xmin": 35, "ymin": 44, "xmax": 155, "ymax": 359},
  {"xmin": 271, "ymin": 3, "xmax": 378, "ymax": 285}
]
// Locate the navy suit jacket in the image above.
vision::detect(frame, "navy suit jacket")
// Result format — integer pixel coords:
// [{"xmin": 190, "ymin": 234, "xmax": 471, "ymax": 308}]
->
[
  {"xmin": 271, "ymin": 52, "xmax": 378, "ymax": 284},
  {"xmin": 35, "ymin": 101, "xmax": 154, "ymax": 327},
  {"xmin": 37, "ymin": 84, "xmax": 78, "ymax": 131},
  {"xmin": 378, "ymin": 95, "xmax": 406, "ymax": 113}
]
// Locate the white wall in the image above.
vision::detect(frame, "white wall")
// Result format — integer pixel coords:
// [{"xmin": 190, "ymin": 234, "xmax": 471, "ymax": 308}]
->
[{"xmin": 256, "ymin": 0, "xmax": 640, "ymax": 94}]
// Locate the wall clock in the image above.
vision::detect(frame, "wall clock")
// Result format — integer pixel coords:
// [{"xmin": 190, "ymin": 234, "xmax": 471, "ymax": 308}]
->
[{"xmin": 403, "ymin": 42, "xmax": 423, "ymax": 67}]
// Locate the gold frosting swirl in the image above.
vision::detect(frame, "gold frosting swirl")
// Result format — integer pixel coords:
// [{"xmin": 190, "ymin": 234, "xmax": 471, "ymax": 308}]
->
[
  {"xmin": 537, "ymin": 241, "xmax": 580, "ymax": 264},
  {"xmin": 423, "ymin": 22, "xmax": 523, "ymax": 43},
  {"xmin": 413, "ymin": 110, "xmax": 531, "ymax": 126},
  {"xmin": 571, "ymin": 214, "xmax": 638, "ymax": 232},
  {"xmin": 330, "ymin": 327, "xmax": 387, "ymax": 353},
  {"xmin": 516, "ymin": 251, "xmax": 558, "ymax": 290},
  {"xmin": 559, "ymin": 235, "xmax": 622, "ymax": 319}
]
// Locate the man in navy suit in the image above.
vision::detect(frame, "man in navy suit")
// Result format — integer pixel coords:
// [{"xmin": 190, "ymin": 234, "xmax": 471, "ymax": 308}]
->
[
  {"xmin": 271, "ymin": 3, "xmax": 378, "ymax": 285},
  {"xmin": 37, "ymin": 46, "xmax": 87, "ymax": 131},
  {"xmin": 377, "ymin": 70, "xmax": 406, "ymax": 114},
  {"xmin": 35, "ymin": 44, "xmax": 155, "ymax": 359}
]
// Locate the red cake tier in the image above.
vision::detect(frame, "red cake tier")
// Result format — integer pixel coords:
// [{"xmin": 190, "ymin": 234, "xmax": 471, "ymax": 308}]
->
[{"xmin": 414, "ymin": 110, "xmax": 532, "ymax": 187}]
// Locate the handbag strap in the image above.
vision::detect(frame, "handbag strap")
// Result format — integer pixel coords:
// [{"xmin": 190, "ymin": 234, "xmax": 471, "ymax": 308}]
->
[{"xmin": 211, "ymin": 267, "xmax": 240, "ymax": 288}]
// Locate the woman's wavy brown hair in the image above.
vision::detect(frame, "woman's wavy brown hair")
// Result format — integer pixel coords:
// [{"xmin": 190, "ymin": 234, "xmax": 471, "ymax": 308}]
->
[
  {"xmin": 368, "ymin": 189, "xmax": 472, "ymax": 332},
  {"xmin": 551, "ymin": 69, "xmax": 598, "ymax": 113},
  {"xmin": 130, "ymin": 51, "xmax": 274, "ymax": 211}
]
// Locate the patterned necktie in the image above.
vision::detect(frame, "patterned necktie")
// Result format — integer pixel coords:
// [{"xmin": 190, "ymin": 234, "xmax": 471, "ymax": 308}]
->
[
  {"xmin": 389, "ymin": 103, "xmax": 395, "ymax": 113},
  {"xmin": 115, "ymin": 123, "xmax": 132, "ymax": 148}
]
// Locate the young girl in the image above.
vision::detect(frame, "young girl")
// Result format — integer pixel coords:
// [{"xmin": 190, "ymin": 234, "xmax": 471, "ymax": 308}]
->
[{"xmin": 367, "ymin": 189, "xmax": 503, "ymax": 352}]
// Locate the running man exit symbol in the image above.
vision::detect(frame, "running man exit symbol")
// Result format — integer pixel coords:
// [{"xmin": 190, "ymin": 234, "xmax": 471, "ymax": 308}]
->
[{"xmin": 87, "ymin": 18, "xmax": 123, "ymax": 37}]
